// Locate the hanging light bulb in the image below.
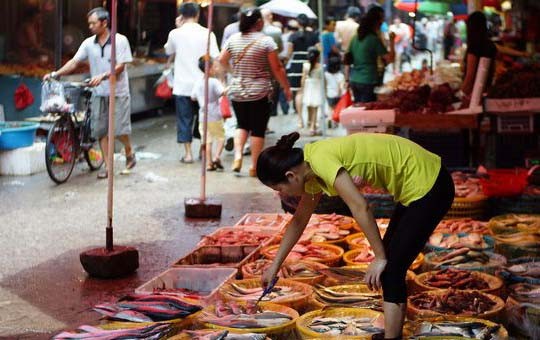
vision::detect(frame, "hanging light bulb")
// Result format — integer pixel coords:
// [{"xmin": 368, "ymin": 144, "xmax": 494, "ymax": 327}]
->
[{"xmin": 501, "ymin": 1, "xmax": 512, "ymax": 11}]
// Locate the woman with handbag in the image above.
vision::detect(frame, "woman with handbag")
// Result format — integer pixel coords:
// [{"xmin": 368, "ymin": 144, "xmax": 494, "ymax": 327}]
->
[
  {"xmin": 344, "ymin": 6, "xmax": 395, "ymax": 104},
  {"xmin": 219, "ymin": 7, "xmax": 292, "ymax": 177}
]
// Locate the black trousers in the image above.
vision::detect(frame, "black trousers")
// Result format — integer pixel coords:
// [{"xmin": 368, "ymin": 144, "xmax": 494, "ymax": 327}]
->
[{"xmin": 381, "ymin": 166, "xmax": 454, "ymax": 303}]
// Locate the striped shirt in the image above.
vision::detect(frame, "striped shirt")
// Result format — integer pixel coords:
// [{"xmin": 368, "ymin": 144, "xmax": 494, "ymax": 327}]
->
[{"xmin": 225, "ymin": 32, "xmax": 277, "ymax": 102}]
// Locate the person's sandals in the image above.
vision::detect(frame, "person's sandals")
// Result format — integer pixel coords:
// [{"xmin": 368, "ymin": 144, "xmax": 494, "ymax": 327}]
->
[
  {"xmin": 207, "ymin": 163, "xmax": 216, "ymax": 171},
  {"xmin": 97, "ymin": 170, "xmax": 108, "ymax": 179},
  {"xmin": 180, "ymin": 157, "xmax": 194, "ymax": 164},
  {"xmin": 213, "ymin": 159, "xmax": 224, "ymax": 171},
  {"xmin": 126, "ymin": 153, "xmax": 137, "ymax": 169},
  {"xmin": 232, "ymin": 158, "xmax": 242, "ymax": 172}
]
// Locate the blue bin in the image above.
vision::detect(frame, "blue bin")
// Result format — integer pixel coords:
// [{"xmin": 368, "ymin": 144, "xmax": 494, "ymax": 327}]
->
[{"xmin": 0, "ymin": 122, "xmax": 40, "ymax": 150}]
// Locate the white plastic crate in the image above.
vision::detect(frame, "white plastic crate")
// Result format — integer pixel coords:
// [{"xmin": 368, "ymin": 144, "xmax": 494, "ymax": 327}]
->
[
  {"xmin": 135, "ymin": 267, "xmax": 237, "ymax": 304},
  {"xmin": 0, "ymin": 142, "xmax": 46, "ymax": 176}
]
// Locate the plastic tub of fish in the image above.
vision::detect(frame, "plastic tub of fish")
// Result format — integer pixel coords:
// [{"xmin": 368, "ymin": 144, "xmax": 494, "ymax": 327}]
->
[
  {"xmin": 407, "ymin": 289, "xmax": 505, "ymax": 322},
  {"xmin": 342, "ymin": 247, "xmax": 374, "ymax": 266},
  {"xmin": 487, "ymin": 213, "xmax": 540, "ymax": 235},
  {"xmin": 235, "ymin": 213, "xmax": 291, "ymax": 230},
  {"xmin": 275, "ymin": 213, "xmax": 357, "ymax": 247},
  {"xmin": 241, "ymin": 259, "xmax": 328, "ymax": 286},
  {"xmin": 219, "ymin": 278, "xmax": 312, "ymax": 311},
  {"xmin": 402, "ymin": 315, "xmax": 508, "ymax": 339},
  {"xmin": 173, "ymin": 245, "xmax": 260, "ymax": 278},
  {"xmin": 414, "ymin": 269, "xmax": 504, "ymax": 296},
  {"xmin": 351, "ymin": 218, "xmax": 390, "ymax": 234},
  {"xmin": 63, "ymin": 322, "xmax": 178, "ymax": 338},
  {"xmin": 434, "ymin": 218, "xmax": 492, "ymax": 235},
  {"xmin": 309, "ymin": 214, "xmax": 358, "ymax": 231},
  {"xmin": 423, "ymin": 249, "xmax": 507, "ymax": 275},
  {"xmin": 505, "ymin": 291, "xmax": 540, "ymax": 339},
  {"xmin": 345, "ymin": 233, "xmax": 369, "ymax": 250},
  {"xmin": 311, "ymin": 284, "xmax": 382, "ymax": 311},
  {"xmin": 426, "ymin": 232, "xmax": 495, "ymax": 252},
  {"xmin": 261, "ymin": 243, "xmax": 344, "ymax": 267},
  {"xmin": 200, "ymin": 300, "xmax": 299, "ymax": 339},
  {"xmin": 493, "ymin": 232, "xmax": 540, "ymax": 260},
  {"xmin": 171, "ymin": 329, "xmax": 271, "ymax": 340},
  {"xmin": 498, "ymin": 257, "xmax": 540, "ymax": 285},
  {"xmin": 134, "ymin": 267, "xmax": 237, "ymax": 305},
  {"xmin": 197, "ymin": 226, "xmax": 279, "ymax": 248},
  {"xmin": 99, "ymin": 312, "xmax": 198, "ymax": 332},
  {"xmin": 343, "ymin": 248, "xmax": 424, "ymax": 271},
  {"xmin": 296, "ymin": 307, "xmax": 384, "ymax": 339}
]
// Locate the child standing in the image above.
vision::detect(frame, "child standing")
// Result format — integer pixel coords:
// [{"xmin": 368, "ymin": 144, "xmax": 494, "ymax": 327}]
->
[
  {"xmin": 191, "ymin": 56, "xmax": 226, "ymax": 171},
  {"xmin": 325, "ymin": 55, "xmax": 345, "ymax": 125},
  {"xmin": 301, "ymin": 47, "xmax": 324, "ymax": 136}
]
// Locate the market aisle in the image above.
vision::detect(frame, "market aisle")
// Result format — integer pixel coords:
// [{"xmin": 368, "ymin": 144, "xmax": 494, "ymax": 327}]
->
[{"xmin": 0, "ymin": 111, "xmax": 346, "ymax": 338}]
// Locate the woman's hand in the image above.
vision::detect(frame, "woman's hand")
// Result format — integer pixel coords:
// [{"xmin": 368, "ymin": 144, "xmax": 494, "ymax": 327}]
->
[
  {"xmin": 261, "ymin": 263, "xmax": 280, "ymax": 289},
  {"xmin": 365, "ymin": 257, "xmax": 387, "ymax": 291}
]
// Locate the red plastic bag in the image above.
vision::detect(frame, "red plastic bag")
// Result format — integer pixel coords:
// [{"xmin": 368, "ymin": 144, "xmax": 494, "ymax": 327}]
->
[
  {"xmin": 332, "ymin": 91, "xmax": 352, "ymax": 123},
  {"xmin": 220, "ymin": 96, "xmax": 232, "ymax": 119},
  {"xmin": 14, "ymin": 83, "xmax": 34, "ymax": 110},
  {"xmin": 155, "ymin": 79, "xmax": 172, "ymax": 99}
]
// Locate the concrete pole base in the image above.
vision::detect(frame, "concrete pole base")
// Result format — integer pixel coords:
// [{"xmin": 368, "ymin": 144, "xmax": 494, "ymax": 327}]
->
[
  {"xmin": 80, "ymin": 246, "xmax": 139, "ymax": 279},
  {"xmin": 184, "ymin": 197, "xmax": 222, "ymax": 218}
]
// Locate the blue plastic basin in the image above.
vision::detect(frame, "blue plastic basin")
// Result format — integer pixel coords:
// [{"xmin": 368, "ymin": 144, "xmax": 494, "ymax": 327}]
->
[{"xmin": 0, "ymin": 122, "xmax": 40, "ymax": 150}]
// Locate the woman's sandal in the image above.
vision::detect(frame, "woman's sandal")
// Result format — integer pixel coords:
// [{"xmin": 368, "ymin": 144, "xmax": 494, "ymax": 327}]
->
[
  {"xmin": 207, "ymin": 163, "xmax": 216, "ymax": 171},
  {"xmin": 231, "ymin": 158, "xmax": 242, "ymax": 172},
  {"xmin": 213, "ymin": 159, "xmax": 224, "ymax": 171}
]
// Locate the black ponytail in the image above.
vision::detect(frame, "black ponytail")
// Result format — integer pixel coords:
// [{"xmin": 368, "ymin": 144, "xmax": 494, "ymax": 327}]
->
[
  {"xmin": 307, "ymin": 47, "xmax": 320, "ymax": 76},
  {"xmin": 257, "ymin": 132, "xmax": 304, "ymax": 185}
]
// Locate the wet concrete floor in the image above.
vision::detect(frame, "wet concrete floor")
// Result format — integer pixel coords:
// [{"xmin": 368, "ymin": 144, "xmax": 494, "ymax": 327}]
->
[{"xmin": 0, "ymin": 111, "xmax": 344, "ymax": 339}]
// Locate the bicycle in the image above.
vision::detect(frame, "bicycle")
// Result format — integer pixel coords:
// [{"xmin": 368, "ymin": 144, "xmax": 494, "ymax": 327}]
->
[{"xmin": 44, "ymin": 80, "xmax": 104, "ymax": 184}]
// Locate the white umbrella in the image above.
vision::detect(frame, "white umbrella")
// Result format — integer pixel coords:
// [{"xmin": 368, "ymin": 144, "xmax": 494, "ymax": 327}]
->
[{"xmin": 260, "ymin": 0, "xmax": 317, "ymax": 19}]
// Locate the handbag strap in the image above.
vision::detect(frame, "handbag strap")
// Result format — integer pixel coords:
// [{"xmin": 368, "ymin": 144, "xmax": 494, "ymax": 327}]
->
[{"xmin": 234, "ymin": 38, "xmax": 263, "ymax": 66}]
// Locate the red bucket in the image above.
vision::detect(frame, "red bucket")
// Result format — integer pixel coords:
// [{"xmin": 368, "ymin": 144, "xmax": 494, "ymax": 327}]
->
[{"xmin": 480, "ymin": 169, "xmax": 529, "ymax": 197}]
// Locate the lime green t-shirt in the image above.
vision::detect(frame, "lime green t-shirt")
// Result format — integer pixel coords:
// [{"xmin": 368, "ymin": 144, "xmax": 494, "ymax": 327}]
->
[
  {"xmin": 348, "ymin": 33, "xmax": 387, "ymax": 85},
  {"xmin": 303, "ymin": 133, "xmax": 441, "ymax": 206}
]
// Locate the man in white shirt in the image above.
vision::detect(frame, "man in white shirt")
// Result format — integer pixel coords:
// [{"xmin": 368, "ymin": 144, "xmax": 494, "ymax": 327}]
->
[
  {"xmin": 335, "ymin": 6, "xmax": 361, "ymax": 52},
  {"xmin": 165, "ymin": 2, "xmax": 219, "ymax": 163},
  {"xmin": 44, "ymin": 7, "xmax": 135, "ymax": 179}
]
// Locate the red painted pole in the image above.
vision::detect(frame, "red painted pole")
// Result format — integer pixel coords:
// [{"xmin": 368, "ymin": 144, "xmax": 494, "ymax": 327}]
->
[
  {"xmin": 200, "ymin": 0, "xmax": 214, "ymax": 201},
  {"xmin": 106, "ymin": 0, "xmax": 117, "ymax": 251}
]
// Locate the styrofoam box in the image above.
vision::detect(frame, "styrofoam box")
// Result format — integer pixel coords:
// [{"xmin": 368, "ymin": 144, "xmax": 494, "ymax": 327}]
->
[
  {"xmin": 135, "ymin": 267, "xmax": 237, "ymax": 303},
  {"xmin": 197, "ymin": 226, "xmax": 279, "ymax": 248},
  {"xmin": 234, "ymin": 213, "xmax": 291, "ymax": 229},
  {"xmin": 0, "ymin": 142, "xmax": 46, "ymax": 176},
  {"xmin": 340, "ymin": 106, "xmax": 396, "ymax": 130}
]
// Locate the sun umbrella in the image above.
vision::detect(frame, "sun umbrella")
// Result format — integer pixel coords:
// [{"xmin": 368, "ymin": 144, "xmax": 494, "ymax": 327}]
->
[
  {"xmin": 260, "ymin": 0, "xmax": 317, "ymax": 19},
  {"xmin": 394, "ymin": 0, "xmax": 420, "ymax": 13},
  {"xmin": 419, "ymin": 1, "xmax": 451, "ymax": 15},
  {"xmin": 451, "ymin": 3, "xmax": 468, "ymax": 20}
]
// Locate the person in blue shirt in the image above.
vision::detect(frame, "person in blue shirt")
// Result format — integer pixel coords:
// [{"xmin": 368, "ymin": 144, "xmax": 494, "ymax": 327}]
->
[{"xmin": 321, "ymin": 19, "xmax": 340, "ymax": 65}]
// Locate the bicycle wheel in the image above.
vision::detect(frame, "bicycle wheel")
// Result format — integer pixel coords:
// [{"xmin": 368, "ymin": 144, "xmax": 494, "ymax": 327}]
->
[
  {"xmin": 45, "ymin": 117, "xmax": 77, "ymax": 184},
  {"xmin": 84, "ymin": 141, "xmax": 104, "ymax": 170}
]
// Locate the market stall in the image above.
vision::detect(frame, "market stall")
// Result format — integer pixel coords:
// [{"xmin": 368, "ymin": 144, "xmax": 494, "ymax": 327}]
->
[
  {"xmin": 0, "ymin": 0, "xmax": 171, "ymax": 121},
  {"xmin": 50, "ymin": 210, "xmax": 540, "ymax": 339}
]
